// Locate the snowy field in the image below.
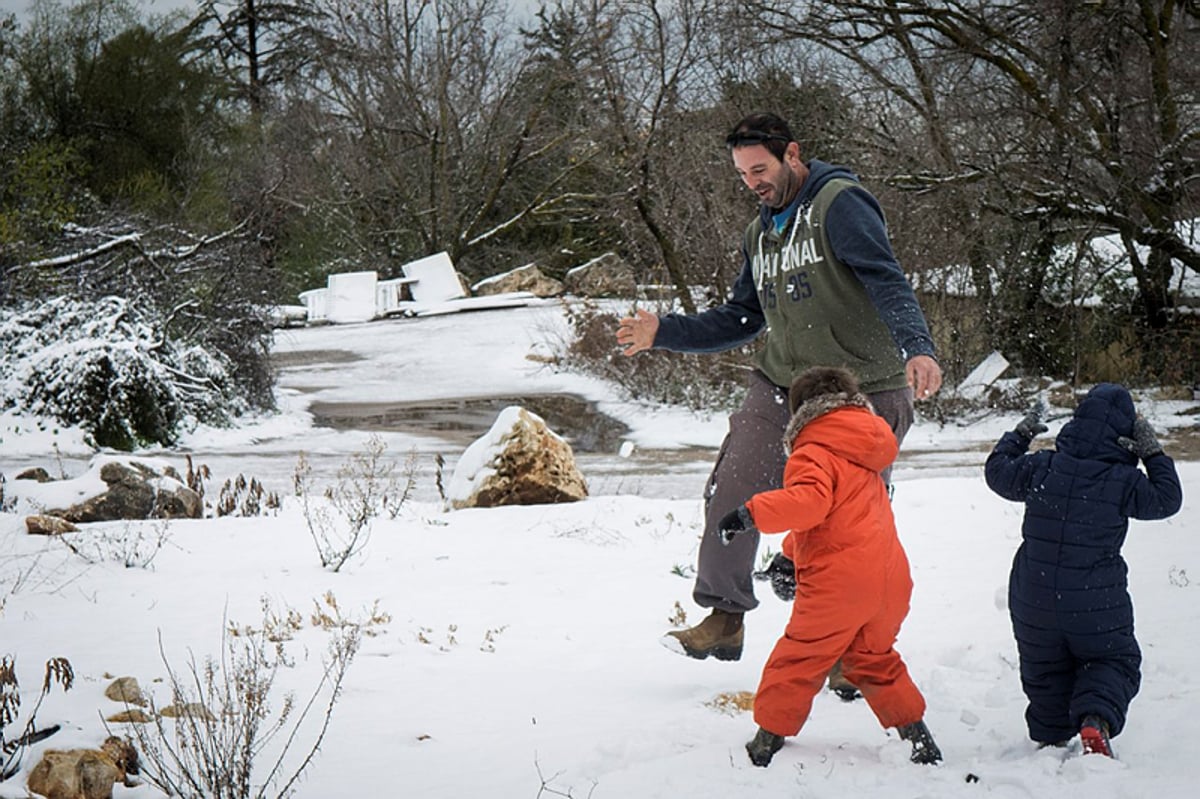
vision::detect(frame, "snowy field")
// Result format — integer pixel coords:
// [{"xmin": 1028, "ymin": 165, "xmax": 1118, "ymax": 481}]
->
[{"xmin": 1, "ymin": 302, "xmax": 1197, "ymax": 798}]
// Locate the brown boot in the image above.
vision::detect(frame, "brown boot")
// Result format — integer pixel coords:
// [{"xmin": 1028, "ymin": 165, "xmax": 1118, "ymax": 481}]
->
[{"xmin": 662, "ymin": 609, "xmax": 744, "ymax": 661}]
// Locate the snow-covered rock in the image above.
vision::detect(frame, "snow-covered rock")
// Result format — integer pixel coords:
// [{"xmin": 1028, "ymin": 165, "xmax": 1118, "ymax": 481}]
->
[{"xmin": 446, "ymin": 406, "xmax": 587, "ymax": 510}]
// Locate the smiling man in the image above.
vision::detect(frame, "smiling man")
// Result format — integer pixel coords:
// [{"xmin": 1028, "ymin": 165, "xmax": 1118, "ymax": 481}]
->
[{"xmin": 615, "ymin": 112, "xmax": 941, "ymax": 697}]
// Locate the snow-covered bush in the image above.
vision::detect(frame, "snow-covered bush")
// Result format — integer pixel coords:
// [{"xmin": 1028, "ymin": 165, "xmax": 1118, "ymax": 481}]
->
[{"xmin": 0, "ymin": 296, "xmax": 243, "ymax": 449}]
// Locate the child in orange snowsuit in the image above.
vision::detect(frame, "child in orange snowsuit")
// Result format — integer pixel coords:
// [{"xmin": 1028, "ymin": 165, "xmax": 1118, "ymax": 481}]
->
[{"xmin": 717, "ymin": 366, "xmax": 941, "ymax": 767}]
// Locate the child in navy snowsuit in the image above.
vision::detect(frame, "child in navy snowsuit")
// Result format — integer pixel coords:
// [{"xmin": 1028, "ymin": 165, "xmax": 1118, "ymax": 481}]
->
[{"xmin": 984, "ymin": 383, "xmax": 1182, "ymax": 757}]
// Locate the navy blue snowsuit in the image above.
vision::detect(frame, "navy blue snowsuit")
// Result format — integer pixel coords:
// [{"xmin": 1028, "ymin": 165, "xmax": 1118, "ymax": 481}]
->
[{"xmin": 984, "ymin": 384, "xmax": 1183, "ymax": 743}]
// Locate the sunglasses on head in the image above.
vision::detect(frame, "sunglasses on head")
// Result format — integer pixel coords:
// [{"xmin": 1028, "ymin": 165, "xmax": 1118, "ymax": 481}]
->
[{"xmin": 725, "ymin": 130, "xmax": 791, "ymax": 148}]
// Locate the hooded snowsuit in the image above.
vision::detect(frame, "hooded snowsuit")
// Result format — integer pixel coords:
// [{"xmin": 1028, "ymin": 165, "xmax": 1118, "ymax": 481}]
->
[
  {"xmin": 746, "ymin": 392, "xmax": 927, "ymax": 737},
  {"xmin": 984, "ymin": 384, "xmax": 1183, "ymax": 743}
]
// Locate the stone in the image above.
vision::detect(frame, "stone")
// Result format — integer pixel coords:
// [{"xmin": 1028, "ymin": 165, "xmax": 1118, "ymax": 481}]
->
[
  {"xmin": 25, "ymin": 515, "xmax": 79, "ymax": 535},
  {"xmin": 105, "ymin": 709, "xmax": 153, "ymax": 724},
  {"xmin": 472, "ymin": 263, "xmax": 564, "ymax": 298},
  {"xmin": 448, "ymin": 406, "xmax": 587, "ymax": 510},
  {"xmin": 26, "ymin": 736, "xmax": 139, "ymax": 799},
  {"xmin": 46, "ymin": 457, "xmax": 203, "ymax": 523},
  {"xmin": 158, "ymin": 702, "xmax": 215, "ymax": 720},
  {"xmin": 104, "ymin": 677, "xmax": 147, "ymax": 707},
  {"xmin": 563, "ymin": 252, "xmax": 638, "ymax": 297}
]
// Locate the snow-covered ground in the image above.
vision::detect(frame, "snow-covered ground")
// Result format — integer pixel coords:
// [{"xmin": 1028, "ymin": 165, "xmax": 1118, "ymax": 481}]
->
[{"xmin": 1, "ymin": 303, "xmax": 1197, "ymax": 798}]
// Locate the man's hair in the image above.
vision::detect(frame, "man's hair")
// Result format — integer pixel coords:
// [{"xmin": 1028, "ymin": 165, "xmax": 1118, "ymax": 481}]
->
[
  {"xmin": 725, "ymin": 112, "xmax": 796, "ymax": 161},
  {"xmin": 788, "ymin": 366, "xmax": 861, "ymax": 415}
]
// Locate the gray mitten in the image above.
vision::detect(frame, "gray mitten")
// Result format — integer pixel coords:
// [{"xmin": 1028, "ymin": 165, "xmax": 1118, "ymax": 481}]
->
[
  {"xmin": 1118, "ymin": 416, "xmax": 1164, "ymax": 459},
  {"xmin": 1015, "ymin": 400, "xmax": 1048, "ymax": 439}
]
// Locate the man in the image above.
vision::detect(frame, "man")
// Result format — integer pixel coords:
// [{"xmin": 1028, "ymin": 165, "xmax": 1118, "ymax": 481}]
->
[{"xmin": 616, "ymin": 112, "xmax": 942, "ymax": 692}]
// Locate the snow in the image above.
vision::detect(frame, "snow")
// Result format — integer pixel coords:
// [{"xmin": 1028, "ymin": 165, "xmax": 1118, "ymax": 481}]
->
[
  {"xmin": 445, "ymin": 406, "xmax": 520, "ymax": 504},
  {"xmin": 1, "ymin": 303, "xmax": 1198, "ymax": 798},
  {"xmin": 910, "ymin": 217, "xmax": 1200, "ymax": 310}
]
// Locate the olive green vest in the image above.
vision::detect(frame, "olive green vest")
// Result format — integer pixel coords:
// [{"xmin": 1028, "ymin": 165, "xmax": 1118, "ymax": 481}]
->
[{"xmin": 745, "ymin": 178, "xmax": 908, "ymax": 394}]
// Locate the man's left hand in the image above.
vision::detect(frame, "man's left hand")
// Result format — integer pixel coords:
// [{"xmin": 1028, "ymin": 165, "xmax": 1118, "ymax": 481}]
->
[{"xmin": 906, "ymin": 355, "xmax": 942, "ymax": 401}]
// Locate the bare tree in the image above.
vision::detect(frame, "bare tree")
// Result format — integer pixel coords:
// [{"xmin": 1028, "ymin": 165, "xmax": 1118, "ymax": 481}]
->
[
  {"xmin": 282, "ymin": 0, "xmax": 601, "ymax": 279},
  {"xmin": 540, "ymin": 0, "xmax": 732, "ymax": 313},
  {"xmin": 740, "ymin": 0, "xmax": 1200, "ymax": 336}
]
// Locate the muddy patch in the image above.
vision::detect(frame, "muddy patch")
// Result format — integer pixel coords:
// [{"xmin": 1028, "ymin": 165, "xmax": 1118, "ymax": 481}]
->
[
  {"xmin": 271, "ymin": 349, "xmax": 364, "ymax": 368},
  {"xmin": 309, "ymin": 394, "xmax": 631, "ymax": 453}
]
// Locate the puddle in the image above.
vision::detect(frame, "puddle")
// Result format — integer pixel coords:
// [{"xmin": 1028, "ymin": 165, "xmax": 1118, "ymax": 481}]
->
[
  {"xmin": 309, "ymin": 393, "xmax": 632, "ymax": 453},
  {"xmin": 271, "ymin": 349, "xmax": 364, "ymax": 368}
]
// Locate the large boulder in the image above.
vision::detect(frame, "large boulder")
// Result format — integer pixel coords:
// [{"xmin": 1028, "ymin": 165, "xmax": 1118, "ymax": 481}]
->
[
  {"xmin": 563, "ymin": 252, "xmax": 638, "ymax": 298},
  {"xmin": 446, "ymin": 406, "xmax": 587, "ymax": 510},
  {"xmin": 472, "ymin": 263, "xmax": 564, "ymax": 298}
]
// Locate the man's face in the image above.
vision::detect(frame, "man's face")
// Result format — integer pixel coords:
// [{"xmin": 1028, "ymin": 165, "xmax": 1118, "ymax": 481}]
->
[{"xmin": 731, "ymin": 142, "xmax": 803, "ymax": 210}]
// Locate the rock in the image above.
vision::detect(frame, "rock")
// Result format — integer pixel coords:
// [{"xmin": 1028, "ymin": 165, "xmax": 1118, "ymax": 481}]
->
[
  {"xmin": 25, "ymin": 515, "xmax": 79, "ymax": 535},
  {"xmin": 158, "ymin": 702, "xmax": 215, "ymax": 720},
  {"xmin": 16, "ymin": 467, "xmax": 53, "ymax": 482},
  {"xmin": 105, "ymin": 709, "xmax": 153, "ymax": 724},
  {"xmin": 563, "ymin": 252, "xmax": 638, "ymax": 297},
  {"xmin": 45, "ymin": 457, "xmax": 203, "ymax": 523},
  {"xmin": 104, "ymin": 677, "xmax": 147, "ymax": 707},
  {"xmin": 26, "ymin": 736, "xmax": 139, "ymax": 799},
  {"xmin": 447, "ymin": 406, "xmax": 587, "ymax": 510},
  {"xmin": 472, "ymin": 264, "xmax": 564, "ymax": 298}
]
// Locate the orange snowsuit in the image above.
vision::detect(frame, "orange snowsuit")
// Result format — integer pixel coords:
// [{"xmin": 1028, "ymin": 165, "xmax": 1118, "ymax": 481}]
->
[{"xmin": 745, "ymin": 400, "xmax": 926, "ymax": 737}]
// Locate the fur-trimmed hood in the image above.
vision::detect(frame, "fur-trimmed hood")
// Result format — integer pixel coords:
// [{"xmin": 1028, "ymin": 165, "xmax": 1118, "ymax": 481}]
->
[
  {"xmin": 782, "ymin": 391, "xmax": 895, "ymax": 474},
  {"xmin": 783, "ymin": 391, "xmax": 874, "ymax": 450}
]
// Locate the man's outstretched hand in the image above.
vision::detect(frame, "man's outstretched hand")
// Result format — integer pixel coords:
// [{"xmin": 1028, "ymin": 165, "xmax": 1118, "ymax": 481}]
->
[{"xmin": 615, "ymin": 309, "xmax": 659, "ymax": 356}]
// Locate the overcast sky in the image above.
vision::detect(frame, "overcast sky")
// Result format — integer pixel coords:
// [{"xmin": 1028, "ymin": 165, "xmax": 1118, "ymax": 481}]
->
[
  {"xmin": 2, "ymin": 0, "xmax": 537, "ymax": 25},
  {"xmin": 1, "ymin": 0, "xmax": 200, "ymax": 20}
]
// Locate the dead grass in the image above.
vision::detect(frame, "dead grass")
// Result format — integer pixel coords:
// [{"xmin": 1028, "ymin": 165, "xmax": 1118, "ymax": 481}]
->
[{"xmin": 705, "ymin": 691, "xmax": 755, "ymax": 715}]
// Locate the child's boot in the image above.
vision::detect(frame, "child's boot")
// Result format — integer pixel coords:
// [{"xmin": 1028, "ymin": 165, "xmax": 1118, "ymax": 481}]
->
[
  {"xmin": 745, "ymin": 727, "xmax": 785, "ymax": 767},
  {"xmin": 897, "ymin": 719, "xmax": 943, "ymax": 765},
  {"xmin": 1080, "ymin": 715, "xmax": 1114, "ymax": 758}
]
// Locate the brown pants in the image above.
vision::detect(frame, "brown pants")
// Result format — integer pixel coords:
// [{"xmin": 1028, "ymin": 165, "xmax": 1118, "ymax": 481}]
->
[{"xmin": 692, "ymin": 369, "xmax": 913, "ymax": 613}]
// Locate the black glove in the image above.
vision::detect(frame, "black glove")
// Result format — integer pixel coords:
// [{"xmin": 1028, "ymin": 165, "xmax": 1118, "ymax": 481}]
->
[
  {"xmin": 1015, "ymin": 400, "xmax": 1048, "ymax": 440},
  {"xmin": 1118, "ymin": 416, "xmax": 1164, "ymax": 459},
  {"xmin": 716, "ymin": 505, "xmax": 754, "ymax": 546},
  {"xmin": 753, "ymin": 552, "xmax": 797, "ymax": 601}
]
